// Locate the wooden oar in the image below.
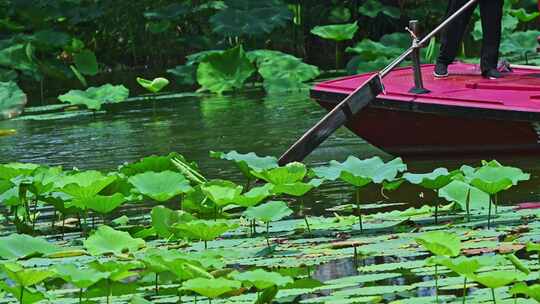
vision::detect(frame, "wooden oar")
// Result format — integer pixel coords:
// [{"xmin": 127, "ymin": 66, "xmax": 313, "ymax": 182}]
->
[{"xmin": 278, "ymin": 0, "xmax": 479, "ymax": 166}]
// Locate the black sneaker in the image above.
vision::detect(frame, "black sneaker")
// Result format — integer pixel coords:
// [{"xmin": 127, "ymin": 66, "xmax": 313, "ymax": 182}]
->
[
  {"xmin": 433, "ymin": 63, "xmax": 449, "ymax": 78},
  {"xmin": 482, "ymin": 69, "xmax": 503, "ymax": 80}
]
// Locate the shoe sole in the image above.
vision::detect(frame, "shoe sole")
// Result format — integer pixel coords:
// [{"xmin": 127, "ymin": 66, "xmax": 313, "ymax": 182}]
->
[{"xmin": 433, "ymin": 72, "xmax": 449, "ymax": 78}]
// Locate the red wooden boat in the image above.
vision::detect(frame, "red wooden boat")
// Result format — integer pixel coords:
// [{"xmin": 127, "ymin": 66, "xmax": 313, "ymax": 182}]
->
[{"xmin": 311, "ymin": 62, "xmax": 540, "ymax": 156}]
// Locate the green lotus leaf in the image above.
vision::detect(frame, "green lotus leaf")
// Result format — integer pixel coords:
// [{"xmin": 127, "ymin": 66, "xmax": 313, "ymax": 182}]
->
[
  {"xmin": 201, "ymin": 180, "xmax": 243, "ymax": 207},
  {"xmin": 510, "ymin": 8, "xmax": 540, "ymax": 22},
  {"xmin": 346, "ymin": 39, "xmax": 402, "ymax": 61},
  {"xmin": 210, "ymin": 151, "xmax": 278, "ymax": 179},
  {"xmin": 311, "ymin": 22, "xmax": 358, "ymax": 41},
  {"xmin": 271, "ymin": 182, "xmax": 315, "ymax": 196},
  {"xmin": 438, "ymin": 180, "xmax": 490, "ymax": 211},
  {"xmin": 426, "ymin": 256, "xmax": 481, "ymax": 276},
  {"xmin": 0, "ymin": 234, "xmax": 61, "ymax": 260},
  {"xmin": 60, "ymin": 174, "xmax": 117, "ymax": 205},
  {"xmin": 31, "ymin": 30, "xmax": 71, "ymax": 49},
  {"xmin": 84, "ymin": 225, "xmax": 145, "ymax": 256},
  {"xmin": 55, "ymin": 264, "xmax": 109, "ymax": 289},
  {"xmin": 415, "ymin": 231, "xmax": 461, "ymax": 257},
  {"xmin": 526, "ymin": 242, "xmax": 540, "ymax": 253},
  {"xmin": 88, "ymin": 260, "xmax": 142, "ymax": 282},
  {"xmin": 0, "ymin": 41, "xmax": 38, "ymax": 77},
  {"xmin": 128, "ymin": 171, "xmax": 191, "ymax": 202},
  {"xmin": 151, "ymin": 206, "xmax": 196, "ymax": 239},
  {"xmin": 209, "ymin": 0, "xmax": 292, "ymax": 37},
  {"xmin": 58, "ymin": 84, "xmax": 129, "ymax": 110},
  {"xmin": 1, "ymin": 262, "xmax": 56, "ymax": 287},
  {"xmin": 68, "ymin": 193, "xmax": 126, "ymax": 214},
  {"xmin": 251, "ymin": 162, "xmax": 307, "ymax": 185},
  {"xmin": 197, "ymin": 45, "xmax": 255, "ymax": 94},
  {"xmin": 136, "ymin": 77, "xmax": 170, "ymax": 93},
  {"xmin": 358, "ymin": 0, "xmax": 401, "ymax": 18},
  {"xmin": 28, "ymin": 166, "xmax": 62, "ymax": 196},
  {"xmin": 506, "ymin": 253, "xmax": 530, "ymax": 275},
  {"xmin": 244, "ymin": 201, "xmax": 293, "ymax": 223},
  {"xmin": 0, "ymin": 281, "xmax": 45, "ymax": 304},
  {"xmin": 468, "ymin": 270, "xmax": 526, "ymax": 289},
  {"xmin": 131, "ymin": 295, "xmax": 153, "ymax": 304},
  {"xmin": 119, "ymin": 153, "xmax": 196, "ymax": 176},
  {"xmin": 329, "ymin": 6, "xmax": 352, "ymax": 23},
  {"xmin": 314, "ymin": 156, "xmax": 406, "ymax": 187},
  {"xmin": 251, "ymin": 50, "xmax": 320, "ymax": 93},
  {"xmin": 0, "ymin": 81, "xmax": 27, "ymax": 120},
  {"xmin": 473, "ymin": 14, "xmax": 518, "ymax": 41},
  {"xmin": 510, "ymin": 283, "xmax": 540, "ymax": 302},
  {"xmin": 182, "ymin": 277, "xmax": 241, "ymax": 298},
  {"xmin": 234, "ymin": 183, "xmax": 273, "ymax": 207},
  {"xmin": 74, "ymin": 49, "xmax": 98, "ymax": 76},
  {"xmin": 0, "ymin": 162, "xmax": 38, "ymax": 180},
  {"xmin": 468, "ymin": 164, "xmax": 530, "ymax": 195},
  {"xmin": 143, "ymin": 3, "xmax": 188, "ymax": 20},
  {"xmin": 232, "ymin": 269, "xmax": 293, "ymax": 290},
  {"xmin": 403, "ymin": 168, "xmax": 457, "ymax": 190},
  {"xmin": 173, "ymin": 219, "xmax": 238, "ymax": 242}
]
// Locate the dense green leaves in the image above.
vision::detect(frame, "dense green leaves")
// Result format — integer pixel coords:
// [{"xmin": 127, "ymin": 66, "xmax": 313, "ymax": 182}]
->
[
  {"xmin": 0, "ymin": 234, "xmax": 60, "ymax": 260},
  {"xmin": 244, "ymin": 201, "xmax": 293, "ymax": 223},
  {"xmin": 311, "ymin": 22, "xmax": 359, "ymax": 41},
  {"xmin": 58, "ymin": 84, "xmax": 129, "ymax": 110},
  {"xmin": 136, "ymin": 77, "xmax": 170, "ymax": 93},
  {"xmin": 415, "ymin": 231, "xmax": 461, "ymax": 257},
  {"xmin": 197, "ymin": 45, "xmax": 255, "ymax": 94},
  {"xmin": 0, "ymin": 81, "xmax": 26, "ymax": 120}
]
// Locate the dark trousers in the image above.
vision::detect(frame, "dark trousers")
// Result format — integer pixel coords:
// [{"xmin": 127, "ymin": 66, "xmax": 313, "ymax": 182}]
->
[{"xmin": 437, "ymin": 0, "xmax": 503, "ymax": 72}]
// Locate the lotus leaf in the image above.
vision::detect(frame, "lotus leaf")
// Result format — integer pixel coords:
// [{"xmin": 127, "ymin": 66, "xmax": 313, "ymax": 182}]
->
[
  {"xmin": 151, "ymin": 206, "xmax": 196, "ymax": 239},
  {"xmin": 0, "ymin": 281, "xmax": 44, "ymax": 304},
  {"xmin": 426, "ymin": 256, "xmax": 481, "ymax": 275},
  {"xmin": 167, "ymin": 64, "xmax": 197, "ymax": 86},
  {"xmin": 136, "ymin": 77, "xmax": 170, "ymax": 93},
  {"xmin": 55, "ymin": 264, "xmax": 109, "ymax": 289},
  {"xmin": 58, "ymin": 84, "xmax": 129, "ymax": 110},
  {"xmin": 244, "ymin": 201, "xmax": 293, "ymax": 223},
  {"xmin": 0, "ymin": 234, "xmax": 61, "ymax": 260},
  {"xmin": 311, "ymin": 22, "xmax": 358, "ymax": 41},
  {"xmin": 210, "ymin": 151, "xmax": 278, "ymax": 179},
  {"xmin": 1, "ymin": 262, "xmax": 55, "ymax": 287},
  {"xmin": 510, "ymin": 283, "xmax": 540, "ymax": 302},
  {"xmin": 131, "ymin": 295, "xmax": 153, "ymax": 304},
  {"xmin": 0, "ymin": 81, "xmax": 27, "ymax": 120},
  {"xmin": 506, "ymin": 253, "xmax": 530, "ymax": 274},
  {"xmin": 68, "ymin": 193, "xmax": 126, "ymax": 214},
  {"xmin": 74, "ymin": 49, "xmax": 98, "ymax": 76},
  {"xmin": 468, "ymin": 164, "xmax": 530, "ymax": 195},
  {"xmin": 415, "ymin": 231, "xmax": 461, "ymax": 257},
  {"xmin": 253, "ymin": 51, "xmax": 320, "ymax": 93},
  {"xmin": 438, "ymin": 180, "xmax": 490, "ymax": 211},
  {"xmin": 173, "ymin": 219, "xmax": 238, "ymax": 243},
  {"xmin": 251, "ymin": 162, "xmax": 307, "ymax": 185},
  {"xmin": 84, "ymin": 225, "xmax": 145, "ymax": 256},
  {"xmin": 234, "ymin": 183, "xmax": 273, "ymax": 207},
  {"xmin": 119, "ymin": 153, "xmax": 196, "ymax": 176},
  {"xmin": 197, "ymin": 45, "xmax": 255, "ymax": 94},
  {"xmin": 403, "ymin": 168, "xmax": 456, "ymax": 190},
  {"xmin": 128, "ymin": 170, "xmax": 191, "ymax": 202},
  {"xmin": 209, "ymin": 0, "xmax": 292, "ymax": 37},
  {"xmin": 469, "ymin": 271, "xmax": 526, "ymax": 289},
  {"xmin": 182, "ymin": 277, "xmax": 241, "ymax": 298},
  {"xmin": 232, "ymin": 269, "xmax": 293, "ymax": 289},
  {"xmin": 88, "ymin": 260, "xmax": 142, "ymax": 282},
  {"xmin": 358, "ymin": 0, "xmax": 401, "ymax": 18},
  {"xmin": 329, "ymin": 6, "xmax": 352, "ymax": 23},
  {"xmin": 201, "ymin": 180, "xmax": 243, "ymax": 207},
  {"xmin": 143, "ymin": 3, "xmax": 188, "ymax": 20},
  {"xmin": 346, "ymin": 39, "xmax": 402, "ymax": 61}
]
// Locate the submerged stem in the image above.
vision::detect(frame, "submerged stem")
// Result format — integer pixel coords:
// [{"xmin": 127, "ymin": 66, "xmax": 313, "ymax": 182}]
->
[
  {"xmin": 435, "ymin": 265, "xmax": 439, "ymax": 304},
  {"xmin": 356, "ymin": 188, "xmax": 363, "ymax": 232},
  {"xmin": 79, "ymin": 288, "xmax": 83, "ymax": 304},
  {"xmin": 304, "ymin": 215, "xmax": 311, "ymax": 233},
  {"xmin": 491, "ymin": 288, "xmax": 497, "ymax": 304},
  {"xmin": 462, "ymin": 277, "xmax": 467, "ymax": 304},
  {"xmin": 266, "ymin": 222, "xmax": 271, "ymax": 249},
  {"xmin": 434, "ymin": 204, "xmax": 439, "ymax": 224}
]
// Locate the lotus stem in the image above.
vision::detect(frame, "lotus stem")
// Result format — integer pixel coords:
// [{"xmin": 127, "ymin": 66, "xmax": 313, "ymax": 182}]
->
[
  {"xmin": 435, "ymin": 265, "xmax": 439, "ymax": 304},
  {"xmin": 155, "ymin": 273, "xmax": 159, "ymax": 295},
  {"xmin": 19, "ymin": 285, "xmax": 23, "ymax": 303},
  {"xmin": 107, "ymin": 279, "xmax": 112, "ymax": 304},
  {"xmin": 434, "ymin": 204, "xmax": 439, "ymax": 225},
  {"xmin": 79, "ymin": 288, "xmax": 83, "ymax": 304},
  {"xmin": 51, "ymin": 209, "xmax": 56, "ymax": 230},
  {"xmin": 462, "ymin": 277, "xmax": 467, "ymax": 304},
  {"xmin": 488, "ymin": 196, "xmax": 493, "ymax": 229},
  {"xmin": 356, "ymin": 189, "xmax": 363, "ymax": 232},
  {"xmin": 466, "ymin": 189, "xmax": 471, "ymax": 222},
  {"xmin": 253, "ymin": 219, "xmax": 257, "ymax": 235},
  {"xmin": 491, "ymin": 288, "xmax": 496, "ymax": 304},
  {"xmin": 204, "ymin": 240, "xmax": 208, "ymax": 250},
  {"xmin": 495, "ymin": 193, "xmax": 498, "ymax": 215},
  {"xmin": 61, "ymin": 214, "xmax": 65, "ymax": 240},
  {"xmin": 266, "ymin": 222, "xmax": 271, "ymax": 249},
  {"xmin": 335, "ymin": 42, "xmax": 340, "ymax": 69},
  {"xmin": 353, "ymin": 245, "xmax": 358, "ymax": 267},
  {"xmin": 304, "ymin": 215, "xmax": 311, "ymax": 233}
]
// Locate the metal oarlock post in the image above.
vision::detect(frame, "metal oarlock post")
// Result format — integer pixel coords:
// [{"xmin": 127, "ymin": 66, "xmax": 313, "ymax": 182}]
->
[{"xmin": 407, "ymin": 20, "xmax": 430, "ymax": 94}]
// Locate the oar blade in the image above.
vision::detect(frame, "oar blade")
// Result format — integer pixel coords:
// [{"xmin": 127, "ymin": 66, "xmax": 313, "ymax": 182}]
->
[{"xmin": 278, "ymin": 74, "xmax": 383, "ymax": 165}]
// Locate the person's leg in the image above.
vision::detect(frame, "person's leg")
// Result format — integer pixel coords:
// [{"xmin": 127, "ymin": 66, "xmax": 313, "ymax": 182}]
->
[
  {"xmin": 479, "ymin": 0, "xmax": 503, "ymax": 73},
  {"xmin": 437, "ymin": 0, "xmax": 477, "ymax": 65}
]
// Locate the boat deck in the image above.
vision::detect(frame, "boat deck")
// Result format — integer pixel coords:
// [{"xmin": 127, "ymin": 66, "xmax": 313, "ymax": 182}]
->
[{"xmin": 313, "ymin": 62, "xmax": 540, "ymax": 114}]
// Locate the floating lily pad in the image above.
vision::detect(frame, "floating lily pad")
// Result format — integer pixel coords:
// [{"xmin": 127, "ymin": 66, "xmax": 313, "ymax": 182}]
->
[
  {"xmin": 58, "ymin": 84, "xmax": 129, "ymax": 110},
  {"xmin": 0, "ymin": 234, "xmax": 61, "ymax": 260},
  {"xmin": 84, "ymin": 225, "xmax": 145, "ymax": 256}
]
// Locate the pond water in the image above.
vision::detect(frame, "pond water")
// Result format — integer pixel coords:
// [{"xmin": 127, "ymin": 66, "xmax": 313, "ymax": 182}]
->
[{"xmin": 1, "ymin": 90, "xmax": 539, "ymax": 215}]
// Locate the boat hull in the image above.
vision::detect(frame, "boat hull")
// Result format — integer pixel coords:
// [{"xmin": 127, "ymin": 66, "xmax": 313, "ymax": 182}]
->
[{"xmin": 315, "ymin": 98, "xmax": 540, "ymax": 157}]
